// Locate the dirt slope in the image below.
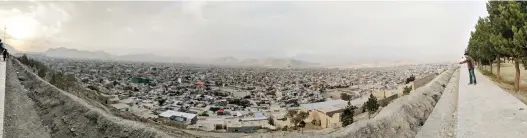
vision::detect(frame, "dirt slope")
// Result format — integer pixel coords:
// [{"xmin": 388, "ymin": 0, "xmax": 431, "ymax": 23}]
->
[
  {"xmin": 4, "ymin": 59, "xmax": 51, "ymax": 138},
  {"xmin": 8, "ymin": 59, "xmax": 200, "ymax": 138}
]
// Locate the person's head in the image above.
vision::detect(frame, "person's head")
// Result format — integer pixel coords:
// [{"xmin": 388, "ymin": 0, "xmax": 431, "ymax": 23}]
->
[{"xmin": 464, "ymin": 53, "xmax": 469, "ymax": 58}]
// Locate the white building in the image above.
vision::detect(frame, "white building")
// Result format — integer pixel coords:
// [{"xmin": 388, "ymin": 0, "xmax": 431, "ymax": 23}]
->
[{"xmin": 159, "ymin": 110, "xmax": 198, "ymax": 125}]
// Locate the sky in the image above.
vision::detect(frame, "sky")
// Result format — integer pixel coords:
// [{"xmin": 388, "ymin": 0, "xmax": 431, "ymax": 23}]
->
[{"xmin": 0, "ymin": 1, "xmax": 488, "ymax": 65}]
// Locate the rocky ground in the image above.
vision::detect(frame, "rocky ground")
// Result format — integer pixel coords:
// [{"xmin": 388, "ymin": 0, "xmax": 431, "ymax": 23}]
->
[
  {"xmin": 4, "ymin": 59, "xmax": 51, "ymax": 138},
  {"xmin": 8, "ymin": 59, "xmax": 190, "ymax": 138}
]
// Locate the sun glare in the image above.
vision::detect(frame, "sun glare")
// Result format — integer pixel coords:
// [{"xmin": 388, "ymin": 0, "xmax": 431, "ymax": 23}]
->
[{"xmin": 5, "ymin": 16, "xmax": 37, "ymax": 40}]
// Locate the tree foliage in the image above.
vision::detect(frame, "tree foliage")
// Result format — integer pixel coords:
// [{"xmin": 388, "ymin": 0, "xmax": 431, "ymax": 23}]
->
[
  {"xmin": 341, "ymin": 104, "xmax": 358, "ymax": 127},
  {"xmin": 403, "ymin": 86, "xmax": 412, "ymax": 95},
  {"xmin": 470, "ymin": 1, "xmax": 527, "ymax": 92},
  {"xmin": 365, "ymin": 93, "xmax": 379, "ymax": 114},
  {"xmin": 17, "ymin": 54, "xmax": 77, "ymax": 90},
  {"xmin": 287, "ymin": 110, "xmax": 309, "ymax": 127},
  {"xmin": 340, "ymin": 93, "xmax": 351, "ymax": 101}
]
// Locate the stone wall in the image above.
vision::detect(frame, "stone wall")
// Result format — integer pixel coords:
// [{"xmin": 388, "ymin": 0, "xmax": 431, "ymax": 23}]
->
[{"xmin": 413, "ymin": 74, "xmax": 437, "ymax": 89}]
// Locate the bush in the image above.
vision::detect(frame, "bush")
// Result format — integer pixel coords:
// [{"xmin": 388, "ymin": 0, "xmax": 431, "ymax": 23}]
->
[
  {"xmin": 268, "ymin": 117, "xmax": 275, "ymax": 126},
  {"xmin": 366, "ymin": 93, "xmax": 379, "ymax": 114},
  {"xmin": 282, "ymin": 126, "xmax": 288, "ymax": 131},
  {"xmin": 403, "ymin": 86, "xmax": 412, "ymax": 95},
  {"xmin": 17, "ymin": 55, "xmax": 76, "ymax": 90},
  {"xmin": 200, "ymin": 111, "xmax": 209, "ymax": 116},
  {"xmin": 341, "ymin": 105, "xmax": 357, "ymax": 127}
]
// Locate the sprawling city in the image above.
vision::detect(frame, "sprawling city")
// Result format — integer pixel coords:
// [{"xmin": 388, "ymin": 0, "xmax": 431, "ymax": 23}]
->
[{"xmin": 26, "ymin": 55, "xmax": 449, "ymax": 133}]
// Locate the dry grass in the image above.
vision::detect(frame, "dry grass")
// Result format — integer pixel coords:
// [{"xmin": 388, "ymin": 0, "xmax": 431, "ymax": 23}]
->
[{"xmin": 479, "ymin": 67, "xmax": 527, "ymax": 104}]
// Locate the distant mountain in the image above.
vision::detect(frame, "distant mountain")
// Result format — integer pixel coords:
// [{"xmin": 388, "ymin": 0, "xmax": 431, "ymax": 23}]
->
[
  {"xmin": 328, "ymin": 60, "xmax": 418, "ymax": 68},
  {"xmin": 212, "ymin": 57, "xmax": 320, "ymax": 68},
  {"xmin": 25, "ymin": 47, "xmax": 320, "ymax": 67},
  {"xmin": 212, "ymin": 56, "xmax": 239, "ymax": 64},
  {"xmin": 33, "ymin": 47, "xmax": 192, "ymax": 63},
  {"xmin": 43, "ymin": 47, "xmax": 113, "ymax": 60}
]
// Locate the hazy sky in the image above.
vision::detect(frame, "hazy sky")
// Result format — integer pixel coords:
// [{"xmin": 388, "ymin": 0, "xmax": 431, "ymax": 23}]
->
[{"xmin": 0, "ymin": 1, "xmax": 488, "ymax": 64}]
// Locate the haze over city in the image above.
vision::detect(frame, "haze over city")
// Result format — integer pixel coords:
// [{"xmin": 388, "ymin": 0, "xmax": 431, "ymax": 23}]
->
[{"xmin": 0, "ymin": 1, "xmax": 487, "ymax": 66}]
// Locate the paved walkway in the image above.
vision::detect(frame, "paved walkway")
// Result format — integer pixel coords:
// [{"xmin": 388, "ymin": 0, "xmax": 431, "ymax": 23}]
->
[
  {"xmin": 0, "ymin": 61, "xmax": 5, "ymax": 138},
  {"xmin": 457, "ymin": 67, "xmax": 527, "ymax": 138}
]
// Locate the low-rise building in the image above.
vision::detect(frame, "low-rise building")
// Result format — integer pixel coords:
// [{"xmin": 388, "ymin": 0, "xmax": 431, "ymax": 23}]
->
[
  {"xmin": 159, "ymin": 110, "xmax": 198, "ymax": 125},
  {"xmin": 226, "ymin": 121, "xmax": 261, "ymax": 133}
]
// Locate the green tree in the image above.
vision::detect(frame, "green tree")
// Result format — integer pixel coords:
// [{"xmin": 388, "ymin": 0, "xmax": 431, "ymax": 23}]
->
[
  {"xmin": 268, "ymin": 116, "xmax": 275, "ymax": 126},
  {"xmin": 341, "ymin": 105, "xmax": 358, "ymax": 127},
  {"xmin": 37, "ymin": 68, "xmax": 47, "ymax": 78},
  {"xmin": 487, "ymin": 1, "xmax": 509, "ymax": 82},
  {"xmin": 158, "ymin": 99, "xmax": 167, "ymax": 106},
  {"xmin": 468, "ymin": 17, "xmax": 497, "ymax": 72},
  {"xmin": 490, "ymin": 1, "xmax": 526, "ymax": 92},
  {"xmin": 403, "ymin": 86, "xmax": 412, "ymax": 95},
  {"xmin": 365, "ymin": 93, "xmax": 379, "ymax": 118},
  {"xmin": 287, "ymin": 110, "xmax": 309, "ymax": 127},
  {"xmin": 340, "ymin": 93, "xmax": 351, "ymax": 101}
]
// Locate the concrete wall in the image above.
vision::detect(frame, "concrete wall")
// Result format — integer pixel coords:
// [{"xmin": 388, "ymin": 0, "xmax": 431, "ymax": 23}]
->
[{"xmin": 413, "ymin": 74, "xmax": 437, "ymax": 89}]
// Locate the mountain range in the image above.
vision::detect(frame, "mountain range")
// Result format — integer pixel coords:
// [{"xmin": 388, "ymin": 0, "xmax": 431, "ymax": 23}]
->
[
  {"xmin": 212, "ymin": 56, "xmax": 320, "ymax": 68},
  {"xmin": 27, "ymin": 47, "xmax": 320, "ymax": 68}
]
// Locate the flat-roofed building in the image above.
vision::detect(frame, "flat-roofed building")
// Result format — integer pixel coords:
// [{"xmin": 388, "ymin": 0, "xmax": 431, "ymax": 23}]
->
[
  {"xmin": 299, "ymin": 100, "xmax": 349, "ymax": 128},
  {"xmin": 159, "ymin": 110, "xmax": 198, "ymax": 125}
]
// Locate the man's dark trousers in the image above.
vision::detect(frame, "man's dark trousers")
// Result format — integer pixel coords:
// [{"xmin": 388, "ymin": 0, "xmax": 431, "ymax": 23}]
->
[{"xmin": 468, "ymin": 68, "xmax": 477, "ymax": 84}]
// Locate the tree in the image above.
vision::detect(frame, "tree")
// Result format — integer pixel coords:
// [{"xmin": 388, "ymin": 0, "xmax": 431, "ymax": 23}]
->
[
  {"xmin": 487, "ymin": 1, "xmax": 509, "ymax": 82},
  {"xmin": 468, "ymin": 17, "xmax": 497, "ymax": 73},
  {"xmin": 340, "ymin": 93, "xmax": 351, "ymax": 101},
  {"xmin": 268, "ymin": 116, "xmax": 275, "ymax": 126},
  {"xmin": 403, "ymin": 86, "xmax": 412, "ymax": 95},
  {"xmin": 158, "ymin": 99, "xmax": 167, "ymax": 106},
  {"xmin": 492, "ymin": 1, "xmax": 526, "ymax": 92},
  {"xmin": 365, "ymin": 93, "xmax": 379, "ymax": 118},
  {"xmin": 287, "ymin": 110, "xmax": 298, "ymax": 119},
  {"xmin": 405, "ymin": 75, "xmax": 415, "ymax": 84},
  {"xmin": 37, "ymin": 68, "xmax": 47, "ymax": 78},
  {"xmin": 341, "ymin": 105, "xmax": 358, "ymax": 127},
  {"xmin": 287, "ymin": 110, "xmax": 309, "ymax": 127}
]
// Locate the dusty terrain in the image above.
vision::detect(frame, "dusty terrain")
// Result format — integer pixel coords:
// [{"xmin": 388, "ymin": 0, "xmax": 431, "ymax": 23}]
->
[
  {"xmin": 4, "ymin": 60, "xmax": 51, "ymax": 138},
  {"xmin": 483, "ymin": 63, "xmax": 527, "ymax": 104}
]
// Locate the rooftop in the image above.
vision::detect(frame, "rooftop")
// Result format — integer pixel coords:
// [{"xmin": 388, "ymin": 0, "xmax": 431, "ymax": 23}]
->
[{"xmin": 159, "ymin": 110, "xmax": 197, "ymax": 119}]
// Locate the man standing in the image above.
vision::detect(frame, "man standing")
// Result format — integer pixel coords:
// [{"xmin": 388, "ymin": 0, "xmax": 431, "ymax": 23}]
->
[
  {"xmin": 0, "ymin": 39, "xmax": 4, "ymax": 53},
  {"xmin": 459, "ymin": 53, "xmax": 477, "ymax": 85},
  {"xmin": 3, "ymin": 49, "xmax": 8, "ymax": 61}
]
